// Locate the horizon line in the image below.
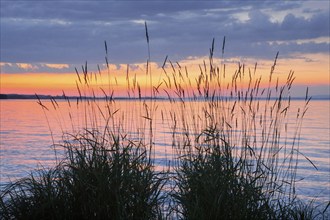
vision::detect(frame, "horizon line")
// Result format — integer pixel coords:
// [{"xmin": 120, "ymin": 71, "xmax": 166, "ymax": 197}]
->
[{"xmin": 1, "ymin": 93, "xmax": 329, "ymax": 101}]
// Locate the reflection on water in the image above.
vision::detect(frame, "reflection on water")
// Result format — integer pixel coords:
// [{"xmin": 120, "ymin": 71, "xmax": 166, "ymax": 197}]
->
[{"xmin": 0, "ymin": 99, "xmax": 329, "ymax": 206}]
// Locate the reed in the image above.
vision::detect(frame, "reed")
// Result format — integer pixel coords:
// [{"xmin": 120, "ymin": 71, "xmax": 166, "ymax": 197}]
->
[
  {"xmin": 166, "ymin": 39, "xmax": 315, "ymax": 219},
  {"xmin": 1, "ymin": 24, "xmax": 325, "ymax": 219}
]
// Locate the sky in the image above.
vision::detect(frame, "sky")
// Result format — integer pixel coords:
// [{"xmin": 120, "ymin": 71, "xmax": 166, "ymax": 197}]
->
[{"xmin": 0, "ymin": 0, "xmax": 329, "ymax": 97}]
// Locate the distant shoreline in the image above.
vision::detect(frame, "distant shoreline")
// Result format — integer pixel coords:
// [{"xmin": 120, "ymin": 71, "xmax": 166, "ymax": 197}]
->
[
  {"xmin": 0, "ymin": 93, "xmax": 329, "ymax": 101},
  {"xmin": 0, "ymin": 94, "xmax": 164, "ymax": 101}
]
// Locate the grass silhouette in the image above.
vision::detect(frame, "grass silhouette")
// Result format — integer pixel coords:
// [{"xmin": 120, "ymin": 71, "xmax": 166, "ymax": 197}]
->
[{"xmin": 1, "ymin": 23, "xmax": 327, "ymax": 219}]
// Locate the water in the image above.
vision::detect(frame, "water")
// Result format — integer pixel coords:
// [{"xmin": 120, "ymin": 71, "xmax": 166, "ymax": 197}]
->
[{"xmin": 0, "ymin": 99, "xmax": 329, "ymax": 210}]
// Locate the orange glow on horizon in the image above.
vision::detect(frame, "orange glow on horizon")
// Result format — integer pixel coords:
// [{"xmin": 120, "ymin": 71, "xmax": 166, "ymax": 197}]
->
[
  {"xmin": 1, "ymin": 73, "xmax": 78, "ymax": 96},
  {"xmin": 1, "ymin": 55, "xmax": 328, "ymax": 97}
]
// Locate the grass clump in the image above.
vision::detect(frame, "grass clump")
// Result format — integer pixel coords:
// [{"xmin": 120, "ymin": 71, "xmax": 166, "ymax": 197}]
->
[
  {"xmin": 0, "ymin": 129, "xmax": 166, "ymax": 219},
  {"xmin": 173, "ymin": 150, "xmax": 274, "ymax": 219}
]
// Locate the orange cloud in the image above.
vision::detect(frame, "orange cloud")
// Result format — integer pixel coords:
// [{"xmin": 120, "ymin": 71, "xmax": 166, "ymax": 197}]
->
[
  {"xmin": 0, "ymin": 62, "xmax": 13, "ymax": 67},
  {"xmin": 16, "ymin": 63, "xmax": 38, "ymax": 70},
  {"xmin": 42, "ymin": 63, "xmax": 69, "ymax": 69}
]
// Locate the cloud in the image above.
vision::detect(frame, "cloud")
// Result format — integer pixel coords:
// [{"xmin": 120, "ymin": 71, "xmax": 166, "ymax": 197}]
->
[
  {"xmin": 16, "ymin": 63, "xmax": 38, "ymax": 70},
  {"xmin": 0, "ymin": 62, "xmax": 72, "ymax": 73},
  {"xmin": 42, "ymin": 64, "xmax": 69, "ymax": 69},
  {"xmin": 0, "ymin": 1, "xmax": 329, "ymax": 66},
  {"xmin": 0, "ymin": 62, "xmax": 13, "ymax": 67}
]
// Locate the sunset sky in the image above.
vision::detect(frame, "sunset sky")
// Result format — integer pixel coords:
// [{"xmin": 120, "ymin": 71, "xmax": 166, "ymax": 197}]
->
[{"xmin": 1, "ymin": 1, "xmax": 329, "ymax": 97}]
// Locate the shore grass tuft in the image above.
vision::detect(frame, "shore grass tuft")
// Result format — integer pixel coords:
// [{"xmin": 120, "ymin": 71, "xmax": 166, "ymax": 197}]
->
[{"xmin": 1, "ymin": 129, "xmax": 166, "ymax": 219}]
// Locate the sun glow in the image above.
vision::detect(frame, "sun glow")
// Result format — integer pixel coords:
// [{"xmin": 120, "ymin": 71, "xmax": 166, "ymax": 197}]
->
[{"xmin": 1, "ymin": 54, "xmax": 328, "ymax": 97}]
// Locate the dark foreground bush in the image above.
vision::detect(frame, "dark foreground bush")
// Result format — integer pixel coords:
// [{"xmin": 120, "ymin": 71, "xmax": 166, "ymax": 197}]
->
[
  {"xmin": 173, "ymin": 151, "xmax": 274, "ymax": 219},
  {"xmin": 172, "ymin": 146, "xmax": 329, "ymax": 220},
  {"xmin": 0, "ymin": 130, "xmax": 166, "ymax": 220}
]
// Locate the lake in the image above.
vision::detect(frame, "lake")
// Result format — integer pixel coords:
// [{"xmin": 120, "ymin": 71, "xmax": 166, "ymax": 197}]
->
[{"xmin": 0, "ymin": 99, "xmax": 329, "ymax": 211}]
